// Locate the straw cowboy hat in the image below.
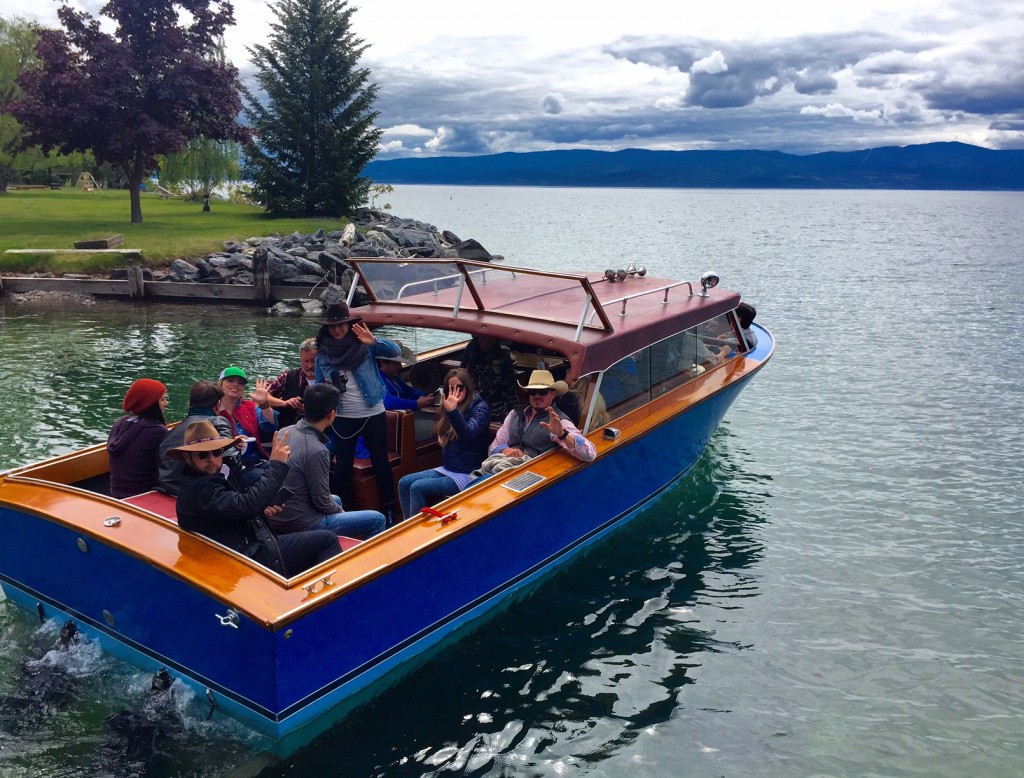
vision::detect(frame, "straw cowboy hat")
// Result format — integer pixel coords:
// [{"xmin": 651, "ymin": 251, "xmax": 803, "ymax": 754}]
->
[
  {"xmin": 165, "ymin": 420, "xmax": 244, "ymax": 460},
  {"xmin": 376, "ymin": 342, "xmax": 417, "ymax": 366},
  {"xmin": 518, "ymin": 369, "xmax": 569, "ymax": 396},
  {"xmin": 318, "ymin": 302, "xmax": 363, "ymax": 326}
]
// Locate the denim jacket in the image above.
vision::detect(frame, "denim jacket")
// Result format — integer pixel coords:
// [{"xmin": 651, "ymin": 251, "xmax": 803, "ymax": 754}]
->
[{"xmin": 315, "ymin": 337, "xmax": 400, "ymax": 409}]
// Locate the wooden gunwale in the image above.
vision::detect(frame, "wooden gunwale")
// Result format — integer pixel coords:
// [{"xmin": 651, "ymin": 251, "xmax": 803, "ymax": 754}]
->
[{"xmin": 0, "ymin": 335, "xmax": 772, "ymax": 629}]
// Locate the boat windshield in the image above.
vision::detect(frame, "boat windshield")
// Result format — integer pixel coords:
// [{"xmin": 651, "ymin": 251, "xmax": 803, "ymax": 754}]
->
[{"xmin": 349, "ymin": 259, "xmax": 612, "ymax": 332}]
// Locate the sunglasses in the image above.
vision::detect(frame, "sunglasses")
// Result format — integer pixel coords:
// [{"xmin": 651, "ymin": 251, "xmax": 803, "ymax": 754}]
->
[
  {"xmin": 195, "ymin": 447, "xmax": 229, "ymax": 460},
  {"xmin": 528, "ymin": 389, "xmax": 554, "ymax": 396}
]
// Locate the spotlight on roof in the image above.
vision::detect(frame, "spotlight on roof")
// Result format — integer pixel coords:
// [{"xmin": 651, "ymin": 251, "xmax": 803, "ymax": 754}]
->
[
  {"xmin": 605, "ymin": 269, "xmax": 617, "ymax": 282},
  {"xmin": 616, "ymin": 268, "xmax": 628, "ymax": 282},
  {"xmin": 699, "ymin": 272, "xmax": 720, "ymax": 297}
]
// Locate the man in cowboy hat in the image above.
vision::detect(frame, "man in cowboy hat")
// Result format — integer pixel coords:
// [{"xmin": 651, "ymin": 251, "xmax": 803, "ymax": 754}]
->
[
  {"xmin": 488, "ymin": 370, "xmax": 596, "ymax": 463},
  {"xmin": 377, "ymin": 342, "xmax": 436, "ymax": 412},
  {"xmin": 158, "ymin": 380, "xmax": 239, "ymax": 496},
  {"xmin": 168, "ymin": 421, "xmax": 340, "ymax": 575},
  {"xmin": 377, "ymin": 341, "xmax": 438, "ymax": 442}
]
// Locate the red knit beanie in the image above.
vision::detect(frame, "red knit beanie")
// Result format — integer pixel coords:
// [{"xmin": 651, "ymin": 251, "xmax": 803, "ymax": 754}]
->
[{"xmin": 123, "ymin": 379, "xmax": 167, "ymax": 414}]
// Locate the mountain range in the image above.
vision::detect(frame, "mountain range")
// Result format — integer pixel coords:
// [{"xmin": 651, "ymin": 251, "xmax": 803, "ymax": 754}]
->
[{"xmin": 364, "ymin": 142, "xmax": 1024, "ymax": 190}]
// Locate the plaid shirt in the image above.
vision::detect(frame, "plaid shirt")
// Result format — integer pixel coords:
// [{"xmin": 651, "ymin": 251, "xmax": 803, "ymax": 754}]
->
[{"xmin": 267, "ymin": 369, "xmax": 312, "ymax": 399}]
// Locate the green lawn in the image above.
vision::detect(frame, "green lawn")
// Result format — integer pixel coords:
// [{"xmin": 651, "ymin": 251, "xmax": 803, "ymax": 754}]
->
[{"xmin": 0, "ymin": 188, "xmax": 347, "ymax": 273}]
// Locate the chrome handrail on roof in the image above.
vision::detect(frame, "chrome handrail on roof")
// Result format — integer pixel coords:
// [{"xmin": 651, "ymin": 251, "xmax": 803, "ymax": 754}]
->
[
  {"xmin": 347, "ymin": 258, "xmax": 615, "ymax": 336},
  {"xmin": 586, "ymin": 280, "xmax": 696, "ymax": 325}
]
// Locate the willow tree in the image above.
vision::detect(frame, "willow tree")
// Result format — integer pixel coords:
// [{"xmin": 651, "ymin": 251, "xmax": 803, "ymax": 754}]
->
[
  {"xmin": 14, "ymin": 0, "xmax": 247, "ymax": 223},
  {"xmin": 244, "ymin": 0, "xmax": 382, "ymax": 217},
  {"xmin": 161, "ymin": 137, "xmax": 242, "ymax": 200}
]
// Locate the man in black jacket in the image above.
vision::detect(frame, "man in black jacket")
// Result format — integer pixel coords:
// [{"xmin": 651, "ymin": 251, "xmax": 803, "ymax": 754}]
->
[{"xmin": 167, "ymin": 421, "xmax": 339, "ymax": 576}]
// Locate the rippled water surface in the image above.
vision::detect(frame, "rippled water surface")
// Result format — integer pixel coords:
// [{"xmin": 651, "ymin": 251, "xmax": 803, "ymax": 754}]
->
[{"xmin": 1, "ymin": 187, "xmax": 1022, "ymax": 776}]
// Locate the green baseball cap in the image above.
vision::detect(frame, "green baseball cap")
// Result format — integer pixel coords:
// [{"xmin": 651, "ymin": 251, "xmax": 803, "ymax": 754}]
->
[{"xmin": 218, "ymin": 366, "xmax": 248, "ymax": 383}]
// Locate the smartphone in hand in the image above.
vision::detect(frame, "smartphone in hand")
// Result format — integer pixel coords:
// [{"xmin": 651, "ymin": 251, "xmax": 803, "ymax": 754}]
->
[{"xmin": 272, "ymin": 486, "xmax": 293, "ymax": 506}]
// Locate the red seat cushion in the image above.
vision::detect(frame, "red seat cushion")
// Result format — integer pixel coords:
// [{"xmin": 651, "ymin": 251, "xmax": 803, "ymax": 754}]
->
[{"xmin": 122, "ymin": 490, "xmax": 178, "ymax": 521}]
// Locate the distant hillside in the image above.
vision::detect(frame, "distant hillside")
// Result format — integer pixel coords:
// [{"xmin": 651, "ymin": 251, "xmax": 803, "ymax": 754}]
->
[{"xmin": 364, "ymin": 143, "xmax": 1024, "ymax": 190}]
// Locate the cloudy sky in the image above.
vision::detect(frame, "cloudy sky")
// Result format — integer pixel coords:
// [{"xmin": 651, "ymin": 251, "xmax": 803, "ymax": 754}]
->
[{"xmin": 9, "ymin": 0, "xmax": 1024, "ymax": 157}]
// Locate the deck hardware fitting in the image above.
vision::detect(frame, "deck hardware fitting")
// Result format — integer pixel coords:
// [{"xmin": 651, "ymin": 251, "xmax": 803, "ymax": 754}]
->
[
  {"xmin": 302, "ymin": 573, "xmax": 336, "ymax": 595},
  {"xmin": 215, "ymin": 608, "xmax": 240, "ymax": 629},
  {"xmin": 420, "ymin": 506, "xmax": 459, "ymax": 525}
]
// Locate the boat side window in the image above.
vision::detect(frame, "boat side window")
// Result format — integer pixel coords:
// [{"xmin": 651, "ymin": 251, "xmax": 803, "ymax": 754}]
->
[
  {"xmin": 697, "ymin": 313, "xmax": 742, "ymax": 358},
  {"xmin": 594, "ymin": 351, "xmax": 651, "ymax": 424},
  {"xmin": 600, "ymin": 314, "xmax": 745, "ymax": 417}
]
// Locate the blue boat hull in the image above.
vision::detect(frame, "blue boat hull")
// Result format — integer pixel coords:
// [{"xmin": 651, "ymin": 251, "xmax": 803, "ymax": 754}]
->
[{"xmin": 0, "ymin": 369, "xmax": 756, "ymax": 741}]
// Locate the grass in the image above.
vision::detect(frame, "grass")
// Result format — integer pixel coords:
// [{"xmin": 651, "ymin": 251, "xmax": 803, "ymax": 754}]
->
[{"xmin": 0, "ymin": 188, "xmax": 348, "ymax": 273}]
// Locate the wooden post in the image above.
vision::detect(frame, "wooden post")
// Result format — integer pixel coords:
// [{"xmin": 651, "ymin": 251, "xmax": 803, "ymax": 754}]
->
[
  {"xmin": 126, "ymin": 266, "xmax": 145, "ymax": 300},
  {"xmin": 0, "ymin": 274, "xmax": 5, "ymax": 297},
  {"xmin": 253, "ymin": 248, "xmax": 270, "ymax": 303}
]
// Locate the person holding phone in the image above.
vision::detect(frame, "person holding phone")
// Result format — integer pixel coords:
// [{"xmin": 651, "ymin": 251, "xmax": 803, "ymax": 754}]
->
[
  {"xmin": 267, "ymin": 383, "xmax": 386, "ymax": 540},
  {"xmin": 397, "ymin": 369, "xmax": 491, "ymax": 519}
]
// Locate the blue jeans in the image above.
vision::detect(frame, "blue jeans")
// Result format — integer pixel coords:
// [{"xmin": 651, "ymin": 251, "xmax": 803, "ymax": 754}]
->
[
  {"xmin": 398, "ymin": 469, "xmax": 459, "ymax": 518},
  {"xmin": 315, "ymin": 496, "xmax": 386, "ymax": 539}
]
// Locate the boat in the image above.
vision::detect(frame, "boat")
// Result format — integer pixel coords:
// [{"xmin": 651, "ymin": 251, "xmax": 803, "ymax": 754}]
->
[{"xmin": 0, "ymin": 258, "xmax": 774, "ymax": 744}]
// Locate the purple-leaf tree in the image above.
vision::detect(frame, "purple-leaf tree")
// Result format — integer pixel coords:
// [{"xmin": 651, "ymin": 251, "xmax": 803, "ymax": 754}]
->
[{"xmin": 13, "ymin": 0, "xmax": 247, "ymax": 223}]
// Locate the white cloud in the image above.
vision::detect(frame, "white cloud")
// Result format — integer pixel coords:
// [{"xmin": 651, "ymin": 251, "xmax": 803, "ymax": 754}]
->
[
  {"xmin": 381, "ymin": 124, "xmax": 435, "ymax": 137},
  {"xmin": 691, "ymin": 50, "xmax": 728, "ymax": 75},
  {"xmin": 801, "ymin": 103, "xmax": 885, "ymax": 124}
]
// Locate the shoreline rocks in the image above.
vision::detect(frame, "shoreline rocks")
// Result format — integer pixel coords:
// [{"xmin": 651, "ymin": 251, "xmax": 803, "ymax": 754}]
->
[
  {"xmin": 144, "ymin": 208, "xmax": 499, "ymax": 287},
  {"xmin": 2, "ymin": 209, "xmax": 502, "ymax": 311}
]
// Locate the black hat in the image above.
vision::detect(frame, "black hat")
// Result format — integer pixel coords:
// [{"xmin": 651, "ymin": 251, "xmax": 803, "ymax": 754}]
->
[{"xmin": 318, "ymin": 302, "xmax": 362, "ymax": 326}]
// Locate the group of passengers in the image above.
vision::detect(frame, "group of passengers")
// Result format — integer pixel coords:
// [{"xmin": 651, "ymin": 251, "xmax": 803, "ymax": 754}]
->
[{"xmin": 105, "ymin": 301, "xmax": 610, "ymax": 576}]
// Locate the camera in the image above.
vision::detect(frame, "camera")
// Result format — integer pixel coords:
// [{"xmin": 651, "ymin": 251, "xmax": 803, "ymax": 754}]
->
[{"xmin": 331, "ymin": 371, "xmax": 348, "ymax": 394}]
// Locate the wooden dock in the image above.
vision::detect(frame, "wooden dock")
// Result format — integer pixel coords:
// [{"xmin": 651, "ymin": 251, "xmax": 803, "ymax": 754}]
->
[{"xmin": 0, "ymin": 255, "xmax": 326, "ymax": 305}]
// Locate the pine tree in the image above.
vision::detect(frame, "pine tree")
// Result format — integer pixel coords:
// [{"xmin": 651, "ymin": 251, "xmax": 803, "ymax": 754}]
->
[{"xmin": 244, "ymin": 0, "xmax": 382, "ymax": 217}]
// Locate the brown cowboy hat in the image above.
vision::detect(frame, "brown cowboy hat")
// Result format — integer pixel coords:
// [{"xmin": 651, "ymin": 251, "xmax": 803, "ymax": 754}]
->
[
  {"xmin": 318, "ymin": 302, "xmax": 363, "ymax": 326},
  {"xmin": 518, "ymin": 369, "xmax": 568, "ymax": 396},
  {"xmin": 165, "ymin": 420, "xmax": 244, "ymax": 460},
  {"xmin": 376, "ymin": 342, "xmax": 417, "ymax": 366}
]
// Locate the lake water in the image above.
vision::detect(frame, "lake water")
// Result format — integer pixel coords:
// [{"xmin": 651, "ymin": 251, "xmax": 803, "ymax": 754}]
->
[{"xmin": 1, "ymin": 186, "xmax": 1023, "ymax": 776}]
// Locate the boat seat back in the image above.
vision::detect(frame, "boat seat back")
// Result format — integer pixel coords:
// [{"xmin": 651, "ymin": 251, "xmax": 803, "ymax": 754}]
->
[{"xmin": 122, "ymin": 490, "xmax": 178, "ymax": 520}]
